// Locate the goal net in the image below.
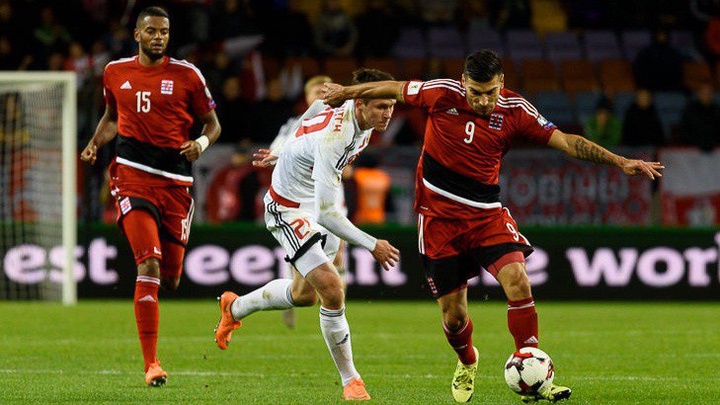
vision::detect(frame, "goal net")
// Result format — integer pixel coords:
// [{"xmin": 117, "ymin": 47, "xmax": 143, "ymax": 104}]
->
[{"xmin": 0, "ymin": 72, "xmax": 77, "ymax": 305}]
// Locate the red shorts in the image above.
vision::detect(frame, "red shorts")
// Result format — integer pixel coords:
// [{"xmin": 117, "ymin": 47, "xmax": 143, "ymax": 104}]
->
[
  {"xmin": 418, "ymin": 208, "xmax": 533, "ymax": 297},
  {"xmin": 109, "ymin": 162, "xmax": 194, "ymax": 272}
]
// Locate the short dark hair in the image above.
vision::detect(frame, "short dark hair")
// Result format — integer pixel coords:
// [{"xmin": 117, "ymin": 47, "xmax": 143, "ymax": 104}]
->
[
  {"xmin": 464, "ymin": 49, "xmax": 503, "ymax": 83},
  {"xmin": 136, "ymin": 6, "xmax": 169, "ymax": 27},
  {"xmin": 351, "ymin": 68, "xmax": 394, "ymax": 85}
]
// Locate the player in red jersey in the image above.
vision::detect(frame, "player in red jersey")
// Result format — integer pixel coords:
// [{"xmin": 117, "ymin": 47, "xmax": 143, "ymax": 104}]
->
[
  {"xmin": 324, "ymin": 50, "xmax": 664, "ymax": 403},
  {"xmin": 80, "ymin": 6, "xmax": 220, "ymax": 387}
]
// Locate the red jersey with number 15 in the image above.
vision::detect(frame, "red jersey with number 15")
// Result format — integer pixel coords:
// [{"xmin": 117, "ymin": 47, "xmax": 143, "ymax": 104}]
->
[
  {"xmin": 103, "ymin": 55, "xmax": 215, "ymax": 185},
  {"xmin": 402, "ymin": 79, "xmax": 556, "ymax": 220}
]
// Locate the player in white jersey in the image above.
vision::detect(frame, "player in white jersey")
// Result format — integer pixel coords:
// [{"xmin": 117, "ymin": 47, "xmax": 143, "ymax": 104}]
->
[
  {"xmin": 214, "ymin": 69, "xmax": 400, "ymax": 401},
  {"xmin": 269, "ymin": 74, "xmax": 352, "ymax": 328}
]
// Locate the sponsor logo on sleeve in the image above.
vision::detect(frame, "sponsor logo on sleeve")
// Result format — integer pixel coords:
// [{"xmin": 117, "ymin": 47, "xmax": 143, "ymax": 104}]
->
[
  {"xmin": 537, "ymin": 115, "xmax": 554, "ymax": 130},
  {"xmin": 407, "ymin": 81, "xmax": 422, "ymax": 95}
]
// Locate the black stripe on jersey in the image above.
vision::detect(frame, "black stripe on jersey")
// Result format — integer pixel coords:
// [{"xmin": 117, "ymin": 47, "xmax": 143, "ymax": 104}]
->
[
  {"xmin": 422, "ymin": 152, "xmax": 500, "ymax": 203},
  {"xmin": 116, "ymin": 135, "xmax": 192, "ymax": 177},
  {"xmin": 335, "ymin": 138, "xmax": 357, "ymax": 170},
  {"xmin": 267, "ymin": 201, "xmax": 301, "ymax": 251}
]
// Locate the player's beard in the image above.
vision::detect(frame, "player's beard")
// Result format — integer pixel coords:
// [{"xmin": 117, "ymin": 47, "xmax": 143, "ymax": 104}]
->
[
  {"xmin": 142, "ymin": 44, "xmax": 166, "ymax": 61},
  {"xmin": 474, "ymin": 105, "xmax": 494, "ymax": 117}
]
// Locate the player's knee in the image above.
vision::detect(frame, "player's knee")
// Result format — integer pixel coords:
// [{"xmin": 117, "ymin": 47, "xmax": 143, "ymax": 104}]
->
[
  {"xmin": 441, "ymin": 306, "xmax": 468, "ymax": 332},
  {"xmin": 443, "ymin": 315, "xmax": 467, "ymax": 332},
  {"xmin": 138, "ymin": 258, "xmax": 160, "ymax": 278},
  {"xmin": 502, "ymin": 267, "xmax": 531, "ymax": 297},
  {"xmin": 292, "ymin": 290, "xmax": 319, "ymax": 307},
  {"xmin": 161, "ymin": 276, "xmax": 180, "ymax": 291},
  {"xmin": 316, "ymin": 282, "xmax": 345, "ymax": 308}
]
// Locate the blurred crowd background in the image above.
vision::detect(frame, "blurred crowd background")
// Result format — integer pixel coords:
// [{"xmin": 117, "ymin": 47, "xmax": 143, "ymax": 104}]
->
[{"xmin": 2, "ymin": 0, "xmax": 720, "ymax": 227}]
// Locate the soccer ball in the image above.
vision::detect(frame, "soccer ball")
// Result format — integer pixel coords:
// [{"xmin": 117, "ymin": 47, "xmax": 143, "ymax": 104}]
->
[{"xmin": 504, "ymin": 347, "xmax": 555, "ymax": 396}]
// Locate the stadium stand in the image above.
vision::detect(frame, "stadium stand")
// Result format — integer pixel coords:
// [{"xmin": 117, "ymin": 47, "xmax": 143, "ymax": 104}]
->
[
  {"xmin": 427, "ymin": 26, "xmax": 466, "ymax": 59},
  {"xmin": 584, "ymin": 30, "xmax": 623, "ymax": 62},
  {"xmin": 441, "ymin": 58, "xmax": 467, "ymax": 79},
  {"xmin": 611, "ymin": 91, "xmax": 636, "ymax": 119},
  {"xmin": 364, "ymin": 57, "xmax": 400, "ymax": 79},
  {"xmin": 683, "ymin": 60, "xmax": 714, "ymax": 91},
  {"xmin": 560, "ymin": 59, "xmax": 599, "ymax": 95},
  {"xmin": 323, "ymin": 57, "xmax": 359, "ymax": 85},
  {"xmin": 544, "ymin": 32, "xmax": 583, "ymax": 65},
  {"xmin": 391, "ymin": 27, "xmax": 427, "ymax": 59},
  {"xmin": 521, "ymin": 59, "xmax": 560, "ymax": 94},
  {"xmin": 284, "ymin": 57, "xmax": 321, "ymax": 79},
  {"xmin": 653, "ymin": 91, "xmax": 688, "ymax": 135},
  {"xmin": 502, "ymin": 59, "xmax": 522, "ymax": 91},
  {"xmin": 467, "ymin": 28, "xmax": 505, "ymax": 56},
  {"xmin": 598, "ymin": 59, "xmax": 636, "ymax": 94},
  {"xmin": 506, "ymin": 29, "xmax": 543, "ymax": 63},
  {"xmin": 532, "ymin": 91, "xmax": 575, "ymax": 126},
  {"xmin": 399, "ymin": 57, "xmax": 426, "ymax": 80},
  {"xmin": 573, "ymin": 91, "xmax": 603, "ymax": 124},
  {"xmin": 620, "ymin": 30, "xmax": 652, "ymax": 61}
]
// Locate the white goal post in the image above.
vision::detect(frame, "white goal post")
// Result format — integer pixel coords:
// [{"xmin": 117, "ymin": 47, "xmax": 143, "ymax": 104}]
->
[{"xmin": 0, "ymin": 72, "xmax": 77, "ymax": 305}]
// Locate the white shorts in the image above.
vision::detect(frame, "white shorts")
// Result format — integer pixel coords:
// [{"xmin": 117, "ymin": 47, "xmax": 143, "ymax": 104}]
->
[{"xmin": 263, "ymin": 191, "xmax": 340, "ymax": 276}]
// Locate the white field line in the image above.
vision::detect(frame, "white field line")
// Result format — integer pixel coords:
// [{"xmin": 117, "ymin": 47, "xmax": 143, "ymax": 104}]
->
[{"xmin": 0, "ymin": 369, "xmax": 713, "ymax": 382}]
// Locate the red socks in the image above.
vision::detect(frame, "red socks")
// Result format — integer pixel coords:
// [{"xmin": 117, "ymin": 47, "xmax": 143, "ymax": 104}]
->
[
  {"xmin": 507, "ymin": 297, "xmax": 539, "ymax": 349},
  {"xmin": 134, "ymin": 276, "xmax": 160, "ymax": 371},
  {"xmin": 443, "ymin": 318, "xmax": 477, "ymax": 365}
]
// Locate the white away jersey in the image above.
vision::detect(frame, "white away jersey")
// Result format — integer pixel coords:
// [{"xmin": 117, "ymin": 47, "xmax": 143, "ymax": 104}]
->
[{"xmin": 272, "ymin": 99, "xmax": 371, "ymax": 205}]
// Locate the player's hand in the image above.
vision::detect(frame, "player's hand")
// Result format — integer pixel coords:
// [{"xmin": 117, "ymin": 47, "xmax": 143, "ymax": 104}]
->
[
  {"xmin": 371, "ymin": 239, "xmax": 400, "ymax": 271},
  {"xmin": 80, "ymin": 143, "xmax": 98, "ymax": 165},
  {"xmin": 252, "ymin": 148, "xmax": 278, "ymax": 168},
  {"xmin": 323, "ymin": 83, "xmax": 347, "ymax": 108},
  {"xmin": 179, "ymin": 140, "xmax": 202, "ymax": 162},
  {"xmin": 620, "ymin": 159, "xmax": 664, "ymax": 180}
]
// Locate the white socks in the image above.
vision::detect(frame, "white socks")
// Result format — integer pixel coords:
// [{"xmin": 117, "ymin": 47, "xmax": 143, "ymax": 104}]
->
[
  {"xmin": 320, "ymin": 306, "xmax": 360, "ymax": 386},
  {"xmin": 230, "ymin": 279, "xmax": 294, "ymax": 320}
]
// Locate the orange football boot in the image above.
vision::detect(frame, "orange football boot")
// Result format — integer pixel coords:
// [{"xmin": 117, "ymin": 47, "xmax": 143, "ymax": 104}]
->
[
  {"xmin": 214, "ymin": 291, "xmax": 241, "ymax": 350},
  {"xmin": 342, "ymin": 378, "xmax": 371, "ymax": 401}
]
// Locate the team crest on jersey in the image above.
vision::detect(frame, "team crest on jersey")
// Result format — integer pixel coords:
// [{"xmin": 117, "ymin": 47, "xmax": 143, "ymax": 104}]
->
[
  {"xmin": 161, "ymin": 80, "xmax": 174, "ymax": 95},
  {"xmin": 489, "ymin": 113, "xmax": 504, "ymax": 130}
]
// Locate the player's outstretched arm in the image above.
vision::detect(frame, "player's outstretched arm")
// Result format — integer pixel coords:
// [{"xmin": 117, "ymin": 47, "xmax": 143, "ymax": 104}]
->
[
  {"xmin": 81, "ymin": 104, "xmax": 118, "ymax": 166},
  {"xmin": 547, "ymin": 129, "xmax": 664, "ymax": 180},
  {"xmin": 314, "ymin": 177, "xmax": 400, "ymax": 270},
  {"xmin": 323, "ymin": 81, "xmax": 405, "ymax": 108},
  {"xmin": 180, "ymin": 109, "xmax": 221, "ymax": 162}
]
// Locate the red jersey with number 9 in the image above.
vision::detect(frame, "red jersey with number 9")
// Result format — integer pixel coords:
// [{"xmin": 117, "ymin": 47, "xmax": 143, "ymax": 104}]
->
[{"xmin": 402, "ymin": 79, "xmax": 556, "ymax": 219}]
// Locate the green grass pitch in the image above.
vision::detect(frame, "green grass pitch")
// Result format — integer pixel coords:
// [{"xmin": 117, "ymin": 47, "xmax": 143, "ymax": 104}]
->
[{"xmin": 1, "ymin": 300, "xmax": 718, "ymax": 404}]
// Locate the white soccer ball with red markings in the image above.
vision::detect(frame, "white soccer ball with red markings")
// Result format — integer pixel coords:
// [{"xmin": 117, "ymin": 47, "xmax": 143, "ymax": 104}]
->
[{"xmin": 504, "ymin": 347, "xmax": 555, "ymax": 396}]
